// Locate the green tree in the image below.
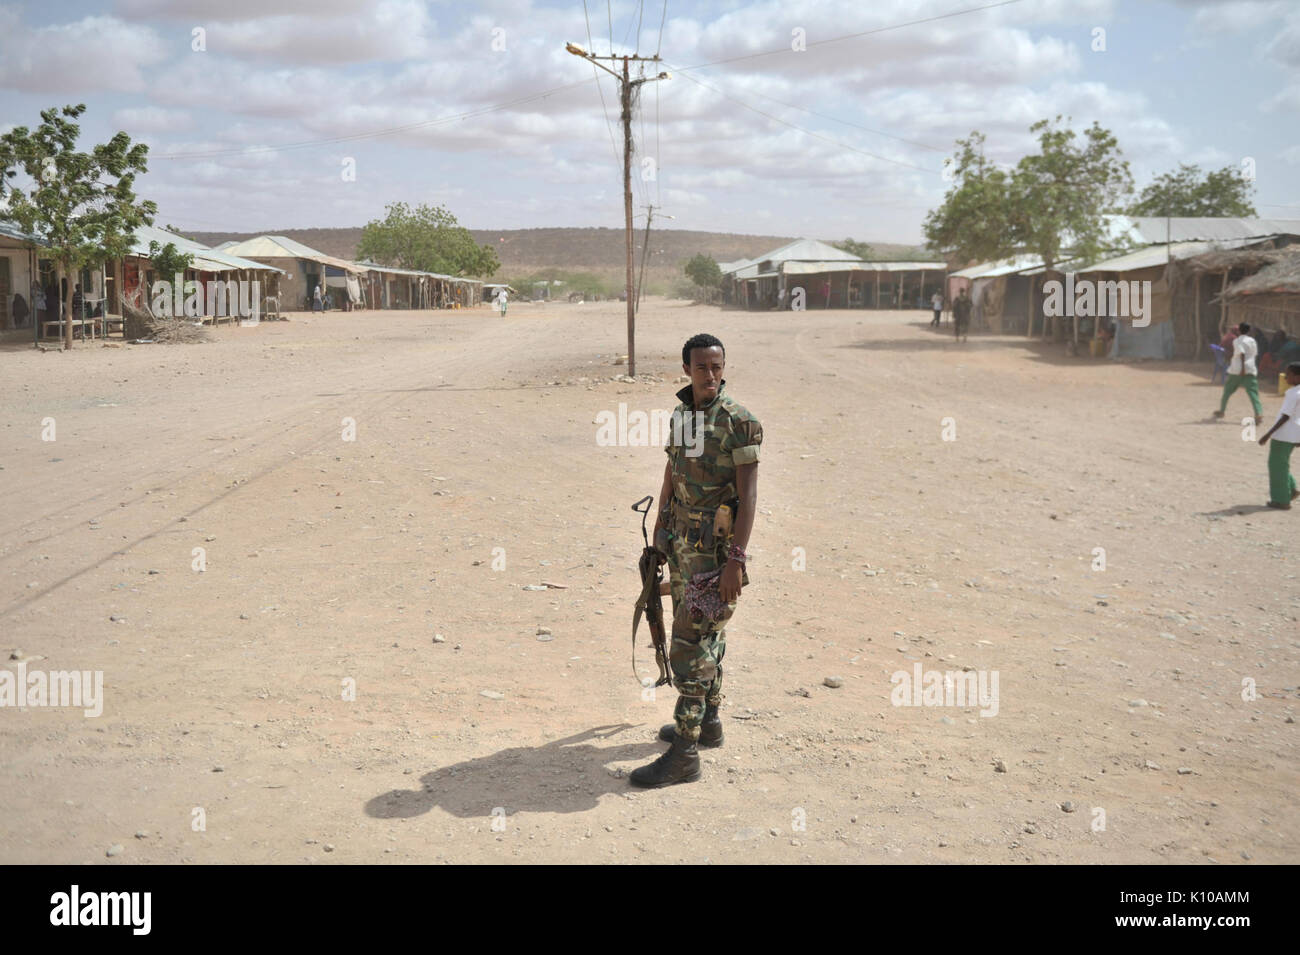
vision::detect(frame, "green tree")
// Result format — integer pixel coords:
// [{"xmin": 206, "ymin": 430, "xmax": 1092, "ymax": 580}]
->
[
  {"xmin": 148, "ymin": 241, "xmax": 194, "ymax": 286},
  {"xmin": 922, "ymin": 132, "xmax": 1017, "ymax": 266},
  {"xmin": 832, "ymin": 238, "xmax": 874, "ymax": 260},
  {"xmin": 1008, "ymin": 116, "xmax": 1133, "ymax": 274},
  {"xmin": 0, "ymin": 104, "xmax": 156, "ymax": 349},
  {"xmin": 684, "ymin": 253, "xmax": 722, "ymax": 293},
  {"xmin": 356, "ymin": 202, "xmax": 500, "ymax": 278},
  {"xmin": 1128, "ymin": 162, "xmax": 1256, "ymax": 217}
]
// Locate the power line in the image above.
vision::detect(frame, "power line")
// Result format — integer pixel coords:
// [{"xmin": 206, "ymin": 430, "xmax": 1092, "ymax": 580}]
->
[
  {"xmin": 585, "ymin": 0, "xmax": 624, "ymax": 176},
  {"xmin": 655, "ymin": 0, "xmax": 667, "ymax": 57},
  {"xmin": 671, "ymin": 0, "xmax": 1025, "ymax": 72}
]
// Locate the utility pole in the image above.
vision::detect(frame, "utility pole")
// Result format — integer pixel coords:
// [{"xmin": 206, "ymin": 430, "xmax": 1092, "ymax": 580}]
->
[
  {"xmin": 566, "ymin": 42, "xmax": 668, "ymax": 379},
  {"xmin": 635, "ymin": 205, "xmax": 673, "ymax": 314}
]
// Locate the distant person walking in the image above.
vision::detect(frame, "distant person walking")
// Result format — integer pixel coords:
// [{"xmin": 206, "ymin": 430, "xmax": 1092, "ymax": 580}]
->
[
  {"xmin": 822, "ymin": 279, "xmax": 831, "ymax": 308},
  {"xmin": 1258, "ymin": 361, "xmax": 1300, "ymax": 509},
  {"xmin": 953, "ymin": 288, "xmax": 972, "ymax": 343},
  {"xmin": 496, "ymin": 288, "xmax": 508, "ymax": 316},
  {"xmin": 312, "ymin": 284, "xmax": 323, "ymax": 312},
  {"xmin": 1213, "ymin": 323, "xmax": 1263, "ymax": 425},
  {"xmin": 930, "ymin": 290, "xmax": 943, "ymax": 327}
]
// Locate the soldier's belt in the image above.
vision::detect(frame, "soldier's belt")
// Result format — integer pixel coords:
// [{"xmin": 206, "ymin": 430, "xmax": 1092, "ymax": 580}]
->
[{"xmin": 670, "ymin": 498, "xmax": 738, "ymax": 551}]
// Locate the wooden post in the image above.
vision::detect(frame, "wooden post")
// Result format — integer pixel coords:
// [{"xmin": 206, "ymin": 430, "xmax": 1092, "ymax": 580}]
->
[
  {"xmin": 1193, "ymin": 272, "xmax": 1202, "ymax": 360},
  {"xmin": 1026, "ymin": 276, "xmax": 1034, "ymax": 337},
  {"xmin": 1219, "ymin": 270, "xmax": 1229, "ymax": 336},
  {"xmin": 875, "ymin": 271, "xmax": 880, "ymax": 309}
]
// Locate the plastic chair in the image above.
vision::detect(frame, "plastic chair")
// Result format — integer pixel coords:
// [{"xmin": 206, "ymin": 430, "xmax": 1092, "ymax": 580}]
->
[{"xmin": 1209, "ymin": 344, "xmax": 1226, "ymax": 384}]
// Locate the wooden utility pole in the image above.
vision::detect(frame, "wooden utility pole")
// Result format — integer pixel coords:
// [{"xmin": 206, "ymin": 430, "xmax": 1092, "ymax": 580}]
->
[{"xmin": 566, "ymin": 43, "xmax": 668, "ymax": 379}]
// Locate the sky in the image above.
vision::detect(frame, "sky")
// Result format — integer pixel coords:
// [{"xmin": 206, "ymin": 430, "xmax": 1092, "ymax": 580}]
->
[{"xmin": 0, "ymin": 0, "xmax": 1296, "ymax": 244}]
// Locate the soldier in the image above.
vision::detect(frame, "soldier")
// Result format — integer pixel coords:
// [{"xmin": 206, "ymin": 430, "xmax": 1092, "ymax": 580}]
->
[{"xmin": 629, "ymin": 333, "xmax": 762, "ymax": 788}]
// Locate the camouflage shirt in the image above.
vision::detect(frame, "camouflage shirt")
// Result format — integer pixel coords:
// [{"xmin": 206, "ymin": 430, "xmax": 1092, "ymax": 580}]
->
[{"xmin": 665, "ymin": 380, "xmax": 763, "ymax": 509}]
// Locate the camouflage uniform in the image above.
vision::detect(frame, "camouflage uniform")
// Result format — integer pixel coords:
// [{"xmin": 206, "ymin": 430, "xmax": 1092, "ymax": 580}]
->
[{"xmin": 663, "ymin": 380, "xmax": 762, "ymax": 742}]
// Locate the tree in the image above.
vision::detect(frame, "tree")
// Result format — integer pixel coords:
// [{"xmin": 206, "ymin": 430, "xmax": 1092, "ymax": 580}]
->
[
  {"xmin": 833, "ymin": 238, "xmax": 874, "ymax": 260},
  {"xmin": 922, "ymin": 132, "xmax": 1017, "ymax": 266},
  {"xmin": 1129, "ymin": 163, "xmax": 1257, "ymax": 217},
  {"xmin": 356, "ymin": 202, "xmax": 500, "ymax": 278},
  {"xmin": 0, "ymin": 104, "xmax": 156, "ymax": 349},
  {"xmin": 684, "ymin": 253, "xmax": 722, "ymax": 294},
  {"xmin": 1008, "ymin": 116, "xmax": 1133, "ymax": 275},
  {"xmin": 148, "ymin": 241, "xmax": 194, "ymax": 288}
]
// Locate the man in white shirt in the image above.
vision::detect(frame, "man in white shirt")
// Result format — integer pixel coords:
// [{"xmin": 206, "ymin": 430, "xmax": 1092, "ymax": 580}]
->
[
  {"xmin": 1258, "ymin": 361, "xmax": 1300, "ymax": 509},
  {"xmin": 1213, "ymin": 323, "xmax": 1263, "ymax": 424},
  {"xmin": 930, "ymin": 291, "xmax": 943, "ymax": 327},
  {"xmin": 496, "ymin": 288, "xmax": 508, "ymax": 316}
]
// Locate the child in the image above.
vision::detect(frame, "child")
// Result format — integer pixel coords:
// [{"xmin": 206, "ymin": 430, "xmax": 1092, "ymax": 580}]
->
[
  {"xmin": 1258, "ymin": 361, "xmax": 1300, "ymax": 510},
  {"xmin": 1214, "ymin": 322, "xmax": 1263, "ymax": 425}
]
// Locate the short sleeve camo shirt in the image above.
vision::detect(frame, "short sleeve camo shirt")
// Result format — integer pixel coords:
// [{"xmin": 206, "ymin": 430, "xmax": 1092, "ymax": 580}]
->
[{"xmin": 664, "ymin": 379, "xmax": 763, "ymax": 509}]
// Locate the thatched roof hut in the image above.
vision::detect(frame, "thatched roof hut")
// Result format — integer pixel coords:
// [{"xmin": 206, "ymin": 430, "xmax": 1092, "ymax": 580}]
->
[{"xmin": 1219, "ymin": 250, "xmax": 1300, "ymax": 339}]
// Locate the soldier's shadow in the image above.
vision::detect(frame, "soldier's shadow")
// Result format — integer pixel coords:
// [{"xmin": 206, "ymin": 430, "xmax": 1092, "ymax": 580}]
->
[{"xmin": 364, "ymin": 724, "xmax": 659, "ymax": 819}]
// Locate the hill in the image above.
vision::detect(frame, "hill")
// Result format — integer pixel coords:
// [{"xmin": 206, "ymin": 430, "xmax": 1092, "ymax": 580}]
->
[{"xmin": 182, "ymin": 226, "xmax": 930, "ymax": 295}]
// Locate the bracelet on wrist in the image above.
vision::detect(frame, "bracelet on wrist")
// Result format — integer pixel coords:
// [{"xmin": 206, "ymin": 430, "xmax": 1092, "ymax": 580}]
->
[{"xmin": 727, "ymin": 544, "xmax": 750, "ymax": 563}]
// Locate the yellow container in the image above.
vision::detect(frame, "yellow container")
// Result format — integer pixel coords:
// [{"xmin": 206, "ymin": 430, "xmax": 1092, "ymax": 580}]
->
[
  {"xmin": 1281, "ymin": 373, "xmax": 1289, "ymax": 396},
  {"xmin": 1089, "ymin": 338, "xmax": 1106, "ymax": 357}
]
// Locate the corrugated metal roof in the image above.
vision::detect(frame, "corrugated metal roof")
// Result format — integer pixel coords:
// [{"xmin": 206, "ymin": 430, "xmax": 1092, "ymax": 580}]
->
[
  {"xmin": 950, "ymin": 254, "xmax": 1043, "ymax": 279},
  {"xmin": 1106, "ymin": 216, "xmax": 1300, "ymax": 244},
  {"xmin": 220, "ymin": 235, "xmax": 360, "ymax": 274},
  {"xmin": 1077, "ymin": 237, "xmax": 1260, "ymax": 273},
  {"xmin": 754, "ymin": 237, "xmax": 862, "ymax": 263},
  {"xmin": 128, "ymin": 225, "xmax": 284, "ymax": 274},
  {"xmin": 0, "ymin": 219, "xmax": 43, "ymax": 245},
  {"xmin": 782, "ymin": 260, "xmax": 946, "ymax": 275}
]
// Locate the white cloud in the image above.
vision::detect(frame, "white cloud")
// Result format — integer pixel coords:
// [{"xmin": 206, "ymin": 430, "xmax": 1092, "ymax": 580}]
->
[{"xmin": 0, "ymin": 9, "xmax": 169, "ymax": 94}]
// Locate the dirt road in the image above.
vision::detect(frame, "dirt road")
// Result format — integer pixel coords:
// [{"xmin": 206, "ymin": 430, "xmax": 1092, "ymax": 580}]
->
[{"xmin": 0, "ymin": 300, "xmax": 1295, "ymax": 864}]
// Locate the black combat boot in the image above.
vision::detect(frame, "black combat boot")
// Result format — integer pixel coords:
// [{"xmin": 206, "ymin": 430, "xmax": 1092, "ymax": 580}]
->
[
  {"xmin": 628, "ymin": 735, "xmax": 701, "ymax": 788},
  {"xmin": 658, "ymin": 703, "xmax": 723, "ymax": 747}
]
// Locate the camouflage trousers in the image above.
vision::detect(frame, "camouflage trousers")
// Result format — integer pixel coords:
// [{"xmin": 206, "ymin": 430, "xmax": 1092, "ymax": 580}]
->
[{"xmin": 666, "ymin": 525, "xmax": 748, "ymax": 742}]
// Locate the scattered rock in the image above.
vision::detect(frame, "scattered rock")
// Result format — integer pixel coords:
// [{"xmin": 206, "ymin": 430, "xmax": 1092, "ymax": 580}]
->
[
  {"xmin": 522, "ymin": 584, "xmax": 547, "ymax": 591},
  {"xmin": 1061, "ymin": 801, "xmax": 1076, "ymax": 813},
  {"xmin": 239, "ymin": 613, "xmax": 249, "ymax": 620},
  {"xmin": 109, "ymin": 615, "xmax": 126, "ymax": 623},
  {"xmin": 135, "ymin": 830, "xmax": 148, "ymax": 839},
  {"xmin": 106, "ymin": 844, "xmax": 124, "ymax": 857},
  {"xmin": 1129, "ymin": 699, "xmax": 1149, "ymax": 708},
  {"xmin": 994, "ymin": 759, "xmax": 1007, "ymax": 773},
  {"xmin": 212, "ymin": 765, "xmax": 225, "ymax": 773},
  {"xmin": 1177, "ymin": 767, "xmax": 1194, "ymax": 775},
  {"xmin": 480, "ymin": 690, "xmax": 505, "ymax": 700},
  {"xmin": 1144, "ymin": 760, "xmax": 1161, "ymax": 771},
  {"xmin": 537, "ymin": 626, "xmax": 552, "ymax": 636},
  {"xmin": 433, "ymin": 633, "xmax": 446, "ymax": 643},
  {"xmin": 148, "ymin": 569, "xmax": 160, "ymax": 575},
  {"xmin": 323, "ymin": 844, "xmax": 335, "ymax": 853},
  {"xmin": 823, "ymin": 676, "xmax": 844, "ymax": 688},
  {"xmin": 536, "ymin": 634, "xmax": 553, "ymax": 642},
  {"xmin": 9, "ymin": 649, "xmax": 24, "ymax": 661}
]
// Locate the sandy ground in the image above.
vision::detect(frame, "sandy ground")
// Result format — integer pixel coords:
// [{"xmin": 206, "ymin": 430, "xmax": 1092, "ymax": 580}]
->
[{"xmin": 0, "ymin": 299, "xmax": 1296, "ymax": 865}]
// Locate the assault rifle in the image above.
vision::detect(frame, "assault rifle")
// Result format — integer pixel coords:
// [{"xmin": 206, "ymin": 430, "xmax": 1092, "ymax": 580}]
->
[{"xmin": 630, "ymin": 495, "xmax": 672, "ymax": 687}]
